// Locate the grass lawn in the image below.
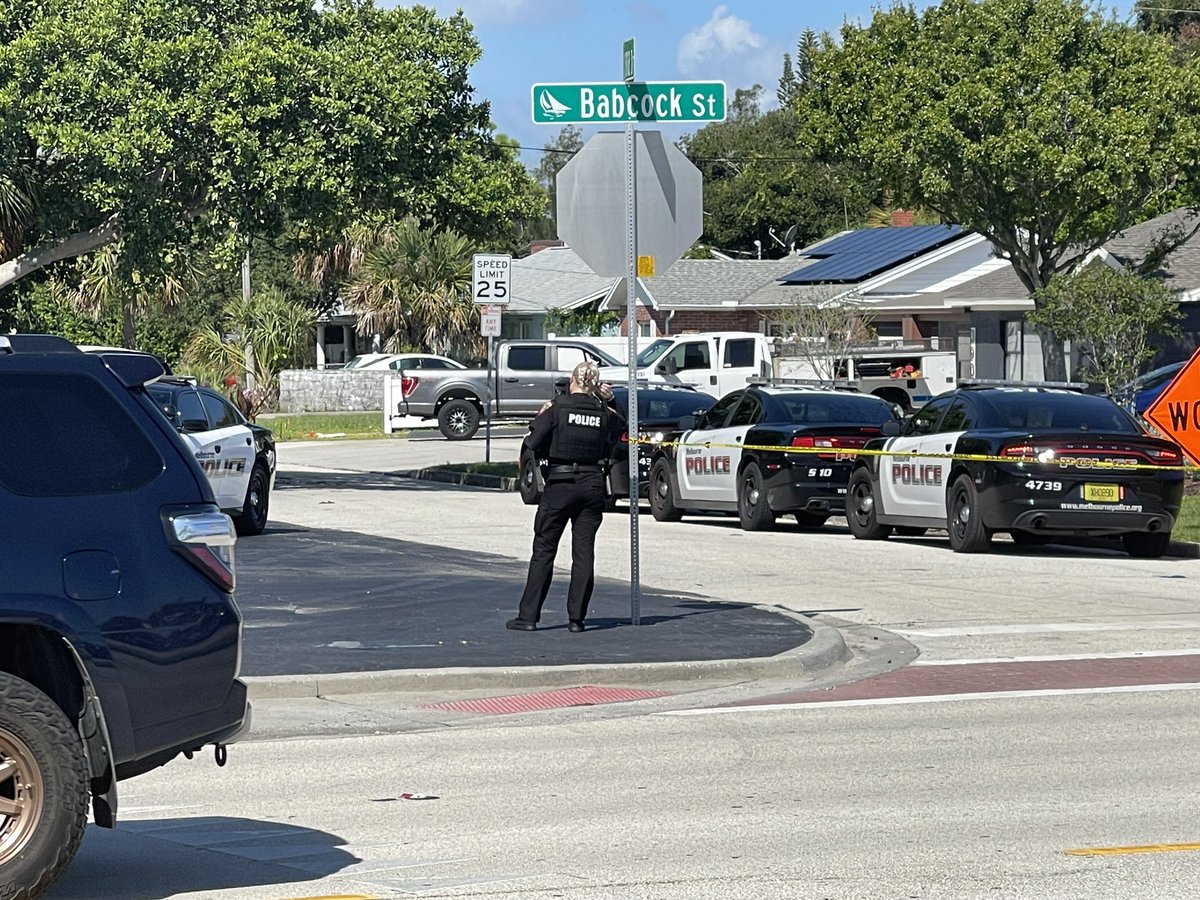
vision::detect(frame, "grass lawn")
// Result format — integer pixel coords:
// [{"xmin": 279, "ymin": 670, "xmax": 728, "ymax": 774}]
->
[
  {"xmin": 258, "ymin": 411, "xmax": 386, "ymax": 441},
  {"xmin": 1175, "ymin": 494, "xmax": 1200, "ymax": 544}
]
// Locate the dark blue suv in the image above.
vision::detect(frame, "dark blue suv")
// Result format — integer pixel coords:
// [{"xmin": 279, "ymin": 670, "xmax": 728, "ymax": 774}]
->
[{"xmin": 0, "ymin": 335, "xmax": 249, "ymax": 897}]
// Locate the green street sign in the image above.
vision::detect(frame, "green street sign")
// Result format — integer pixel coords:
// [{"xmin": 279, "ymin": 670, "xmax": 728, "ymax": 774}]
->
[
  {"xmin": 623, "ymin": 39, "xmax": 635, "ymax": 83},
  {"xmin": 531, "ymin": 81, "xmax": 726, "ymax": 125}
]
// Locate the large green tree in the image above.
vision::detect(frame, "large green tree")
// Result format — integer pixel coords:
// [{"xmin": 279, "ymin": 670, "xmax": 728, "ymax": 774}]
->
[
  {"xmin": 0, "ymin": 0, "xmax": 542, "ymax": 294},
  {"xmin": 682, "ymin": 86, "xmax": 874, "ymax": 257},
  {"xmin": 1028, "ymin": 265, "xmax": 1182, "ymax": 394},
  {"xmin": 801, "ymin": 0, "xmax": 1200, "ymax": 376}
]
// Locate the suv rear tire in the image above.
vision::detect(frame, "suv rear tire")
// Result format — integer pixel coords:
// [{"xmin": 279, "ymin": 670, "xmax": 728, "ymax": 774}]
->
[{"xmin": 0, "ymin": 672, "xmax": 89, "ymax": 899}]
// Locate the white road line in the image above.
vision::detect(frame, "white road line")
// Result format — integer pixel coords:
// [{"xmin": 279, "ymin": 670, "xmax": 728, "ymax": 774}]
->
[
  {"xmin": 661, "ymin": 682, "xmax": 1200, "ymax": 716},
  {"xmin": 911, "ymin": 649, "xmax": 1200, "ymax": 665},
  {"xmin": 896, "ymin": 621, "xmax": 1200, "ymax": 637}
]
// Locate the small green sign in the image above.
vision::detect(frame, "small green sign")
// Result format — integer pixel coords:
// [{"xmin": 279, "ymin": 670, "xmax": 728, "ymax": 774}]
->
[
  {"xmin": 623, "ymin": 39, "xmax": 635, "ymax": 83},
  {"xmin": 531, "ymin": 81, "xmax": 727, "ymax": 125}
]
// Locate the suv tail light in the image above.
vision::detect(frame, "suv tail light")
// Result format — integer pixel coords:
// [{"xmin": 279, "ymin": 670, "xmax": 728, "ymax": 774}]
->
[
  {"xmin": 164, "ymin": 508, "xmax": 236, "ymax": 591},
  {"xmin": 400, "ymin": 375, "xmax": 419, "ymax": 398},
  {"xmin": 1000, "ymin": 441, "xmax": 1183, "ymax": 467}
]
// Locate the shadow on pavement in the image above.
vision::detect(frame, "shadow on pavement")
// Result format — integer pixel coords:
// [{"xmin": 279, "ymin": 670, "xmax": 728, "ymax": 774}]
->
[
  {"xmin": 235, "ymin": 524, "xmax": 812, "ymax": 676},
  {"xmin": 46, "ymin": 816, "xmax": 356, "ymax": 900}
]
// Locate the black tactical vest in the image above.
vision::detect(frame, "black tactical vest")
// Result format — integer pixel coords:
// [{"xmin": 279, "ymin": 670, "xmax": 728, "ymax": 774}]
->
[{"xmin": 548, "ymin": 393, "xmax": 608, "ymax": 464}]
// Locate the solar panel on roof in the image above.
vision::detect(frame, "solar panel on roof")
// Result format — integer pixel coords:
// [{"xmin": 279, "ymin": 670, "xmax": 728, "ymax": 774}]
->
[{"xmin": 779, "ymin": 225, "xmax": 964, "ymax": 284}]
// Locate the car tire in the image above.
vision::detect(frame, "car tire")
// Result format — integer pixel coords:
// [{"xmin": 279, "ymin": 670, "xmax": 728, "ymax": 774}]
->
[
  {"xmin": 737, "ymin": 463, "xmax": 776, "ymax": 531},
  {"xmin": 1010, "ymin": 530, "xmax": 1050, "ymax": 547},
  {"xmin": 793, "ymin": 512, "xmax": 828, "ymax": 529},
  {"xmin": 895, "ymin": 526, "xmax": 927, "ymax": 537},
  {"xmin": 438, "ymin": 399, "xmax": 480, "ymax": 441},
  {"xmin": 518, "ymin": 450, "xmax": 541, "ymax": 506},
  {"xmin": 0, "ymin": 672, "xmax": 89, "ymax": 900},
  {"xmin": 235, "ymin": 462, "xmax": 270, "ymax": 536},
  {"xmin": 948, "ymin": 474, "xmax": 992, "ymax": 553},
  {"xmin": 649, "ymin": 460, "xmax": 682, "ymax": 522},
  {"xmin": 846, "ymin": 468, "xmax": 892, "ymax": 540},
  {"xmin": 1122, "ymin": 531, "xmax": 1171, "ymax": 559}
]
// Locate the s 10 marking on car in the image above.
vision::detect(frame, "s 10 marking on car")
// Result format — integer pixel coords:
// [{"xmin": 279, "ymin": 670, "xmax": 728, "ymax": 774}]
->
[
  {"xmin": 647, "ymin": 379, "xmax": 901, "ymax": 531},
  {"xmin": 845, "ymin": 380, "xmax": 1186, "ymax": 557}
]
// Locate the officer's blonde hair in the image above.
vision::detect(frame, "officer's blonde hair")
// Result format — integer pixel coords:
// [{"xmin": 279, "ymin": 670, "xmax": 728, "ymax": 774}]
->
[{"xmin": 572, "ymin": 361, "xmax": 600, "ymax": 393}]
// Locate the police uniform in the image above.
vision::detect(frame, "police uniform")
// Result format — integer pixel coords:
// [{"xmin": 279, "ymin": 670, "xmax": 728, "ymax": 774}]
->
[{"xmin": 510, "ymin": 374, "xmax": 623, "ymax": 632}]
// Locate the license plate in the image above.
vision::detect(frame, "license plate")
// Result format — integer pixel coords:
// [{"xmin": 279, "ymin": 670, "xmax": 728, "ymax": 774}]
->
[{"xmin": 1082, "ymin": 483, "xmax": 1122, "ymax": 503}]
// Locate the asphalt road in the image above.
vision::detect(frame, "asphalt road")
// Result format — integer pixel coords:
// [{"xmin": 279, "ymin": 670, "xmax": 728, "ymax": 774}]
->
[{"xmin": 235, "ymin": 524, "xmax": 814, "ymax": 676}]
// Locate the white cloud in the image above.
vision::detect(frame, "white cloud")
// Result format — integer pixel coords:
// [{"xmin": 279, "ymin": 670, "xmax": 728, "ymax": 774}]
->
[{"xmin": 677, "ymin": 5, "xmax": 765, "ymax": 77}]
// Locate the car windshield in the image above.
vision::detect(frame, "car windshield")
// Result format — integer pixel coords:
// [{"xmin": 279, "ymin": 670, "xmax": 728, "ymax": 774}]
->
[
  {"xmin": 980, "ymin": 391, "xmax": 1141, "ymax": 434},
  {"xmin": 611, "ymin": 390, "xmax": 713, "ymax": 423},
  {"xmin": 635, "ymin": 339, "xmax": 674, "ymax": 367},
  {"xmin": 771, "ymin": 393, "xmax": 896, "ymax": 425}
]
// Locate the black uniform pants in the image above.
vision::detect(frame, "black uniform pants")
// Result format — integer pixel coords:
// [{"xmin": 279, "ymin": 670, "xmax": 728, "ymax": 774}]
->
[{"xmin": 517, "ymin": 471, "xmax": 606, "ymax": 624}]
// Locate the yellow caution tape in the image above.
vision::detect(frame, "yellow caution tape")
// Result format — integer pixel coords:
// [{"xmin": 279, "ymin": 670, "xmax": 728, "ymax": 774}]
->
[{"xmin": 625, "ymin": 436, "xmax": 1200, "ymax": 473}]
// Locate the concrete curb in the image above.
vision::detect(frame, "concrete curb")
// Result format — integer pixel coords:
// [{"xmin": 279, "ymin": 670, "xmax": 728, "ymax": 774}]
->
[
  {"xmin": 401, "ymin": 466, "xmax": 518, "ymax": 491},
  {"xmin": 243, "ymin": 609, "xmax": 849, "ymax": 700}
]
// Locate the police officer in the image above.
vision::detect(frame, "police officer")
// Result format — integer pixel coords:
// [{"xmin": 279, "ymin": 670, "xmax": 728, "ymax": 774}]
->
[{"xmin": 507, "ymin": 360, "xmax": 624, "ymax": 633}]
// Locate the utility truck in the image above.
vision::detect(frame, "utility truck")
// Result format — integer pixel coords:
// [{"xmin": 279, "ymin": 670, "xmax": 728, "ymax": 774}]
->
[{"xmin": 775, "ymin": 341, "xmax": 957, "ymax": 411}]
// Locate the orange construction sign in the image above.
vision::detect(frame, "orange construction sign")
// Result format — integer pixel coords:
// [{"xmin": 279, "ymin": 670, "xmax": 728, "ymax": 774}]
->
[{"xmin": 1145, "ymin": 345, "xmax": 1200, "ymax": 465}]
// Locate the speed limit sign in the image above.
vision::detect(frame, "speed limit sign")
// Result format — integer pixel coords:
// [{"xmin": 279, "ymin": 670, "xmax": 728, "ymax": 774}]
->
[{"xmin": 472, "ymin": 254, "xmax": 511, "ymax": 306}]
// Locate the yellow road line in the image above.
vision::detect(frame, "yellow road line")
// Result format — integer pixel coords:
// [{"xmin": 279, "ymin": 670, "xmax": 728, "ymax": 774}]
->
[{"xmin": 1064, "ymin": 842, "xmax": 1200, "ymax": 857}]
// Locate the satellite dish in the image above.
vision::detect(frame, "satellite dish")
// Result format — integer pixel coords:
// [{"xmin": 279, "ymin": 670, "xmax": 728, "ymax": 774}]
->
[{"xmin": 783, "ymin": 224, "xmax": 798, "ymax": 251}]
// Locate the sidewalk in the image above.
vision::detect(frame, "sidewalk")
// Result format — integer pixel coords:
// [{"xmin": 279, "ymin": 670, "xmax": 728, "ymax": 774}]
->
[{"xmin": 236, "ymin": 522, "xmax": 847, "ymax": 699}]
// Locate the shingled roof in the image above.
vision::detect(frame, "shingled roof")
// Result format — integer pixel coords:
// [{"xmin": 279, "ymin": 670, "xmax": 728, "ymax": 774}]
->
[{"xmin": 509, "ymin": 246, "xmax": 617, "ymax": 313}]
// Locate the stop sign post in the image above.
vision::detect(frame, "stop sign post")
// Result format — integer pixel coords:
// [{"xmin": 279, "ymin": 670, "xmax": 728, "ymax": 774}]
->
[{"xmin": 545, "ymin": 48, "xmax": 711, "ymax": 626}]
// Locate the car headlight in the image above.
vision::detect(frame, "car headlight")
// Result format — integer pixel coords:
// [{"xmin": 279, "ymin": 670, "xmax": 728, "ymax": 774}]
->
[{"xmin": 646, "ymin": 431, "xmax": 666, "ymax": 444}]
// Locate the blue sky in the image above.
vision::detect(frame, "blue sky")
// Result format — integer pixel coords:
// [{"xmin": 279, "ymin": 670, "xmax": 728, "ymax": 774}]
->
[{"xmin": 424, "ymin": 0, "xmax": 1137, "ymax": 167}]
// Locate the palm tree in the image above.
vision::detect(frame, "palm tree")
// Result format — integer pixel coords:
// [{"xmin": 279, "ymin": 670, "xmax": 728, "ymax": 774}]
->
[
  {"xmin": 184, "ymin": 287, "xmax": 315, "ymax": 420},
  {"xmin": 343, "ymin": 222, "xmax": 477, "ymax": 357},
  {"xmin": 53, "ymin": 240, "xmax": 193, "ymax": 348}
]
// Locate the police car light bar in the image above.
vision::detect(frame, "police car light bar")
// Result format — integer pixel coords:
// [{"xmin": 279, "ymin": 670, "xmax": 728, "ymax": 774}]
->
[
  {"xmin": 958, "ymin": 378, "xmax": 1090, "ymax": 391},
  {"xmin": 747, "ymin": 376, "xmax": 857, "ymax": 391}
]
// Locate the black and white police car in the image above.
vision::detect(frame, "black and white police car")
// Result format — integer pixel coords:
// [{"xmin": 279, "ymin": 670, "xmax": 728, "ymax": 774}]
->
[
  {"xmin": 520, "ymin": 382, "xmax": 714, "ymax": 507},
  {"xmin": 147, "ymin": 376, "xmax": 277, "ymax": 535},
  {"xmin": 845, "ymin": 380, "xmax": 1186, "ymax": 557},
  {"xmin": 648, "ymin": 379, "xmax": 901, "ymax": 530}
]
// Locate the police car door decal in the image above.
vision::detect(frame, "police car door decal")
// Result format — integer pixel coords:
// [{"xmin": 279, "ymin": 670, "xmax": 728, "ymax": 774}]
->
[{"xmin": 879, "ymin": 397, "xmax": 953, "ymax": 519}]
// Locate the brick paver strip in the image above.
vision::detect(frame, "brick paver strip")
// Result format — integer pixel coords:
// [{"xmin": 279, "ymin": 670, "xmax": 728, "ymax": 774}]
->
[{"xmin": 738, "ymin": 654, "xmax": 1200, "ymax": 707}]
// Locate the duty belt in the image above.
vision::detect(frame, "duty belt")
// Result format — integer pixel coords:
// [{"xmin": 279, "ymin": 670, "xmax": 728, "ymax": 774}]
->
[{"xmin": 546, "ymin": 463, "xmax": 604, "ymax": 476}]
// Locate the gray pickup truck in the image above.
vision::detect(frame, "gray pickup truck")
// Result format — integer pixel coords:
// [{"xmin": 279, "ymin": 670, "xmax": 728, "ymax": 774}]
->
[{"xmin": 389, "ymin": 339, "xmax": 621, "ymax": 439}]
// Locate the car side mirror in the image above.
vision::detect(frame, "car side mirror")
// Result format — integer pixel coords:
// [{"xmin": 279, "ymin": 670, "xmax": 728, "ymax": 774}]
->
[
  {"xmin": 678, "ymin": 414, "xmax": 697, "ymax": 431},
  {"xmin": 659, "ymin": 358, "xmax": 679, "ymax": 376},
  {"xmin": 881, "ymin": 419, "xmax": 902, "ymax": 436},
  {"xmin": 160, "ymin": 403, "xmax": 183, "ymax": 430},
  {"xmin": 181, "ymin": 417, "xmax": 208, "ymax": 433}
]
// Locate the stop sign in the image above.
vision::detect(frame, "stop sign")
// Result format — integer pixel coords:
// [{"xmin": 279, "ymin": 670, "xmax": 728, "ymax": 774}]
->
[{"xmin": 555, "ymin": 130, "xmax": 702, "ymax": 278}]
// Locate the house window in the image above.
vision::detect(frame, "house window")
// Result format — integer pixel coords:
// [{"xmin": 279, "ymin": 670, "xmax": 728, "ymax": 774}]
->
[{"xmin": 638, "ymin": 321, "xmax": 653, "ymax": 338}]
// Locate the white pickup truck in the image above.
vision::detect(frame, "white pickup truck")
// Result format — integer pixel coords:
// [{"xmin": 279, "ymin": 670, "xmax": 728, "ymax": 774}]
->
[{"xmin": 599, "ymin": 331, "xmax": 775, "ymax": 398}]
